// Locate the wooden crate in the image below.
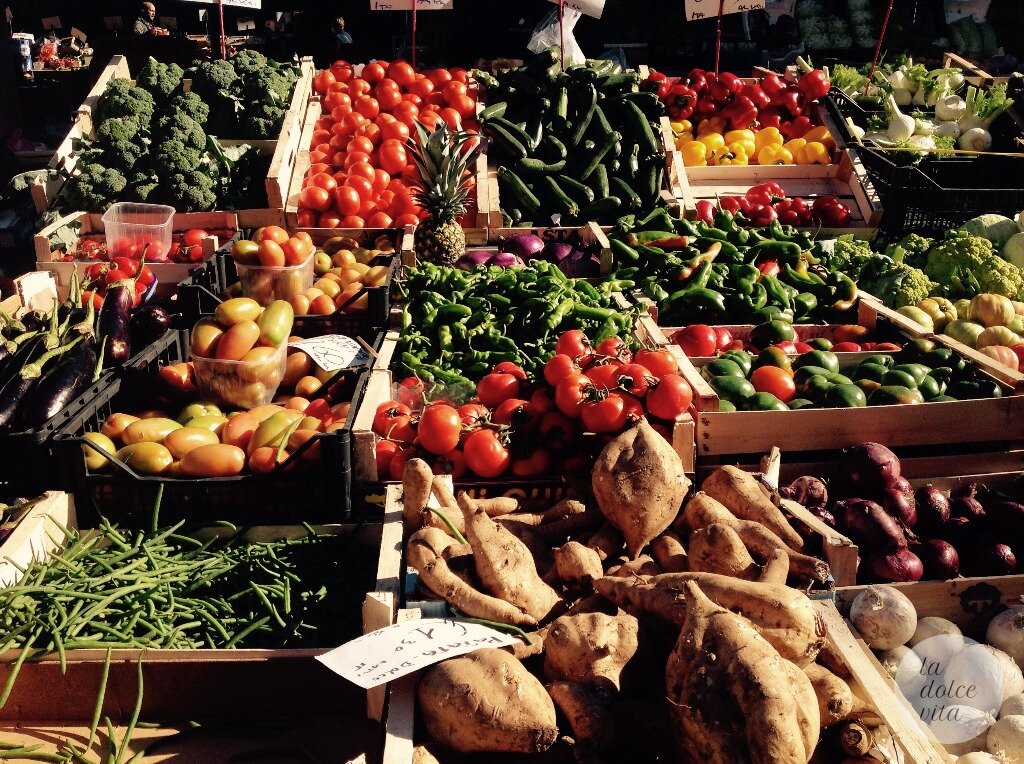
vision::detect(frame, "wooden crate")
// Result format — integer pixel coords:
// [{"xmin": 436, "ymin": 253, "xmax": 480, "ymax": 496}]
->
[
  {"xmin": 943, "ymin": 51, "xmax": 1008, "ymax": 88},
  {"xmin": 676, "ymin": 150, "xmax": 884, "ymax": 240},
  {"xmin": 0, "ymin": 490, "xmax": 399, "ymax": 743},
  {"xmin": 378, "ymin": 601, "xmax": 945, "ymax": 764},
  {"xmin": 33, "ymin": 211, "xmax": 235, "ymax": 300}
]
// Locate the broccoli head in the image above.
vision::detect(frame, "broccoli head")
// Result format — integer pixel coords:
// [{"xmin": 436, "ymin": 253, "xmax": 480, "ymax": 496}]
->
[
  {"xmin": 126, "ymin": 171, "xmax": 160, "ymax": 203},
  {"xmin": 167, "ymin": 91, "xmax": 210, "ymax": 125},
  {"xmin": 241, "ymin": 67, "xmax": 295, "ymax": 105},
  {"xmin": 58, "ymin": 163, "xmax": 127, "ymax": 213},
  {"xmin": 238, "ymin": 101, "xmax": 286, "ymax": 140},
  {"xmin": 98, "ymin": 139, "xmax": 146, "ymax": 173},
  {"xmin": 229, "ymin": 49, "xmax": 268, "ymax": 78},
  {"xmin": 190, "ymin": 60, "xmax": 240, "ymax": 102},
  {"xmin": 136, "ymin": 57, "xmax": 184, "ymax": 102},
  {"xmin": 95, "ymin": 115, "xmax": 142, "ymax": 146},
  {"xmin": 163, "ymin": 171, "xmax": 217, "ymax": 212},
  {"xmin": 150, "ymin": 139, "xmax": 202, "ymax": 177},
  {"xmin": 886, "ymin": 233, "xmax": 935, "ymax": 269},
  {"xmin": 94, "ymin": 79, "xmax": 155, "ymax": 128},
  {"xmin": 924, "ymin": 235, "xmax": 1024, "ymax": 299},
  {"xmin": 816, "ymin": 235, "xmax": 878, "ymax": 279},
  {"xmin": 156, "ymin": 111, "xmax": 207, "ymax": 152},
  {"xmin": 859, "ymin": 260, "xmax": 938, "ymax": 309}
]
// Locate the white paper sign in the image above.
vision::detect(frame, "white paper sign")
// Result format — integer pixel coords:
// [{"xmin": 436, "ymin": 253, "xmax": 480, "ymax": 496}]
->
[
  {"xmin": 317, "ymin": 618, "xmax": 519, "ymax": 688},
  {"xmin": 287, "ymin": 335, "xmax": 369, "ymax": 372},
  {"xmin": 685, "ymin": 0, "xmax": 764, "ymax": 20},
  {"xmin": 547, "ymin": 0, "xmax": 605, "ymax": 19},
  {"xmin": 179, "ymin": 0, "xmax": 262, "ymax": 9},
  {"xmin": 370, "ymin": 0, "xmax": 453, "ymax": 10}
]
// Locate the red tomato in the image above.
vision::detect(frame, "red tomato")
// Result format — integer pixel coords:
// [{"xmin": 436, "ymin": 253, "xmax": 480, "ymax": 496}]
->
[
  {"xmin": 442, "ymin": 80, "xmax": 468, "ymax": 102},
  {"xmin": 339, "ymin": 215, "xmax": 365, "ymax": 228},
  {"xmin": 749, "ymin": 366, "xmax": 796, "ymax": 403},
  {"xmin": 317, "ymin": 211, "xmax": 342, "ymax": 228},
  {"xmin": 388, "ymin": 447, "xmax": 414, "ymax": 480},
  {"xmin": 396, "ymin": 376, "xmax": 425, "ymax": 408},
  {"xmin": 543, "ymin": 354, "xmax": 579, "ymax": 387},
  {"xmin": 375, "ymin": 439, "xmax": 399, "ymax": 475},
  {"xmin": 366, "ymin": 211, "xmax": 393, "ymax": 228},
  {"xmin": 616, "ymin": 363, "xmax": 656, "ymax": 398},
  {"xmin": 831, "ymin": 342, "xmax": 862, "ymax": 352},
  {"xmin": 407, "ymin": 75, "xmax": 434, "ymax": 100},
  {"xmin": 634, "ymin": 348, "xmax": 679, "ymax": 377},
  {"xmin": 586, "ymin": 361, "xmax": 622, "ymax": 390},
  {"xmin": 713, "ymin": 327, "xmax": 734, "ymax": 351},
  {"xmin": 672, "ymin": 325, "xmax": 718, "ymax": 357},
  {"xmin": 387, "ymin": 60, "xmax": 416, "ymax": 88},
  {"xmin": 372, "ymin": 401, "xmax": 411, "ymax": 436},
  {"xmin": 646, "ymin": 374, "xmax": 694, "ymax": 420},
  {"xmin": 457, "ymin": 403, "xmax": 490, "ymax": 429},
  {"xmin": 346, "ymin": 175, "xmax": 374, "ymax": 201},
  {"xmin": 620, "ymin": 393, "xmax": 645, "ymax": 422},
  {"xmin": 313, "ymin": 70, "xmax": 336, "ymax": 96},
  {"xmin": 581, "ymin": 393, "xmax": 629, "ymax": 434},
  {"xmin": 417, "ymin": 403, "xmax": 462, "ymax": 455},
  {"xmin": 511, "ymin": 449, "xmax": 551, "ymax": 478},
  {"xmin": 362, "ymin": 62, "xmax": 386, "ymax": 83},
  {"xmin": 330, "ymin": 62, "xmax": 354, "ymax": 82},
  {"xmin": 491, "ymin": 398, "xmax": 536, "ymax": 429},
  {"xmin": 538, "ymin": 411, "xmax": 579, "ymax": 449},
  {"xmin": 555, "ymin": 373, "xmax": 595, "ymax": 419},
  {"xmin": 555, "ymin": 330, "xmax": 594, "ymax": 365},
  {"xmin": 493, "ymin": 361, "xmax": 527, "ymax": 381},
  {"xmin": 596, "ymin": 337, "xmax": 631, "ymax": 362},
  {"xmin": 432, "ymin": 449, "xmax": 467, "ymax": 479},
  {"xmin": 476, "ymin": 372, "xmax": 520, "ymax": 408},
  {"xmin": 334, "ymin": 185, "xmax": 362, "ymax": 216},
  {"xmin": 378, "ymin": 139, "xmax": 408, "ymax": 175},
  {"xmin": 374, "ymin": 80, "xmax": 403, "ymax": 111},
  {"xmin": 181, "ymin": 229, "xmax": 208, "ymax": 248},
  {"xmin": 299, "ymin": 186, "xmax": 332, "ymax": 213},
  {"xmin": 380, "ymin": 120, "xmax": 410, "ymax": 143},
  {"xmin": 529, "ymin": 387, "xmax": 554, "ymax": 416},
  {"xmin": 427, "ymin": 68, "xmax": 453, "ymax": 88},
  {"xmin": 463, "ymin": 430, "xmax": 511, "ymax": 478},
  {"xmin": 449, "ymin": 94, "xmax": 477, "ymax": 119}
]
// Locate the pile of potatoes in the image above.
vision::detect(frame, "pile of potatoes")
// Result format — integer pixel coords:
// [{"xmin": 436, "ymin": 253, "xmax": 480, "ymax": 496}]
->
[{"xmin": 401, "ymin": 420, "xmax": 902, "ymax": 763}]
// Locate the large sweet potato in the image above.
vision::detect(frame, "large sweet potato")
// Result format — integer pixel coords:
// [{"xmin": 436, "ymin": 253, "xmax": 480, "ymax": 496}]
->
[{"xmin": 544, "ymin": 610, "xmax": 639, "ymax": 691}]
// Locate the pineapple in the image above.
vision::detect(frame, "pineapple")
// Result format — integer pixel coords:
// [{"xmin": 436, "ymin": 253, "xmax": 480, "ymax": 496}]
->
[{"xmin": 408, "ymin": 122, "xmax": 480, "ymax": 265}]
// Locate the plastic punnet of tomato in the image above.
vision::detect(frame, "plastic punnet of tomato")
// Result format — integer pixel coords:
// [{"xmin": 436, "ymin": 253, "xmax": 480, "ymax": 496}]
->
[
  {"xmin": 83, "ymin": 259, "xmax": 157, "ymax": 308},
  {"xmin": 300, "ymin": 59, "xmax": 478, "ymax": 230},
  {"xmin": 371, "ymin": 330, "xmax": 694, "ymax": 481}
]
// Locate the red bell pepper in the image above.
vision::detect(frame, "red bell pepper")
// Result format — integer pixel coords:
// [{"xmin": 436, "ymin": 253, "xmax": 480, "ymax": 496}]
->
[
  {"xmin": 667, "ymin": 83, "xmax": 697, "ymax": 120},
  {"xmin": 744, "ymin": 204, "xmax": 778, "ymax": 227},
  {"xmin": 812, "ymin": 196, "xmax": 852, "ymax": 227},
  {"xmin": 694, "ymin": 200, "xmax": 716, "ymax": 224},
  {"xmin": 770, "ymin": 86, "xmax": 806, "ymax": 118},
  {"xmin": 781, "ymin": 114, "xmax": 813, "ymax": 140},
  {"xmin": 685, "ymin": 68, "xmax": 708, "ymax": 95},
  {"xmin": 748, "ymin": 182, "xmax": 786, "ymax": 202},
  {"xmin": 760, "ymin": 72, "xmax": 787, "ymax": 97},
  {"xmin": 773, "ymin": 198, "xmax": 813, "ymax": 227},
  {"xmin": 692, "ymin": 99, "xmax": 719, "ymax": 122},
  {"xmin": 740, "ymin": 83, "xmax": 771, "ymax": 111},
  {"xmin": 704, "ymin": 73, "xmax": 733, "ymax": 104},
  {"xmin": 642, "ymin": 70, "xmax": 671, "ymax": 101},
  {"xmin": 719, "ymin": 196, "xmax": 743, "ymax": 214},
  {"xmin": 798, "ymin": 68, "xmax": 831, "ymax": 102},
  {"xmin": 757, "ymin": 107, "xmax": 783, "ymax": 129},
  {"xmin": 717, "ymin": 72, "xmax": 744, "ymax": 96},
  {"xmin": 722, "ymin": 96, "xmax": 758, "ymax": 130}
]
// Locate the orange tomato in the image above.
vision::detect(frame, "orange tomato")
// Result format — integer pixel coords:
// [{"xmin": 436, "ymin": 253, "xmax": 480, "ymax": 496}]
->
[
  {"xmin": 220, "ymin": 412, "xmax": 259, "ymax": 451},
  {"xmin": 248, "ymin": 446, "xmax": 287, "ymax": 474},
  {"xmin": 259, "ymin": 226, "xmax": 288, "ymax": 244},
  {"xmin": 215, "ymin": 321, "xmax": 260, "ymax": 361},
  {"xmin": 393, "ymin": 213, "xmax": 420, "ymax": 227},
  {"xmin": 257, "ymin": 240, "xmax": 285, "ymax": 266},
  {"xmin": 159, "ymin": 362, "xmax": 195, "ymax": 392},
  {"xmin": 362, "ymin": 62, "xmax": 386, "ymax": 83},
  {"xmin": 318, "ymin": 212, "xmax": 342, "ymax": 228},
  {"xmin": 309, "ymin": 294, "xmax": 335, "ymax": 315},
  {"xmin": 295, "ymin": 209, "xmax": 318, "ymax": 228},
  {"xmin": 387, "ymin": 60, "xmax": 415, "ymax": 88},
  {"xmin": 294, "ymin": 231, "xmax": 313, "ymax": 245},
  {"xmin": 282, "ymin": 237, "xmax": 314, "ymax": 266},
  {"xmin": 313, "ymin": 70, "xmax": 336, "ymax": 95},
  {"xmin": 334, "ymin": 186, "xmax": 361, "ymax": 216},
  {"xmin": 339, "ymin": 215, "xmax": 365, "ymax": 228},
  {"xmin": 366, "ymin": 211, "xmax": 393, "ymax": 228},
  {"xmin": 299, "ymin": 186, "xmax": 331, "ymax": 213}
]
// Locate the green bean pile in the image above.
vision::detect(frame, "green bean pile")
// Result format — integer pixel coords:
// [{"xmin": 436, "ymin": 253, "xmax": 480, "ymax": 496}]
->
[{"xmin": 0, "ymin": 516, "xmax": 372, "ymax": 694}]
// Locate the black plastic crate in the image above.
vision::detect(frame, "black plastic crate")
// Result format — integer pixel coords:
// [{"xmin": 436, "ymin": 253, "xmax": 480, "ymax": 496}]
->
[
  {"xmin": 0, "ymin": 324, "xmax": 184, "ymax": 498},
  {"xmin": 53, "ymin": 330, "xmax": 383, "ymax": 528}
]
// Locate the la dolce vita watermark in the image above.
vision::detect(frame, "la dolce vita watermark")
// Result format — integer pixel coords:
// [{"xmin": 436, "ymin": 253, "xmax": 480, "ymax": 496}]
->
[{"xmin": 897, "ymin": 635, "xmax": 1004, "ymax": 745}]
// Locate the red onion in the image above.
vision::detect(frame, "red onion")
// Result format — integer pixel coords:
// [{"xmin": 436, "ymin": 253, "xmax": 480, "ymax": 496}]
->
[
  {"xmin": 837, "ymin": 498, "xmax": 908, "ymax": 549},
  {"xmin": 950, "ymin": 495, "xmax": 986, "ymax": 521},
  {"xmin": 939, "ymin": 516, "xmax": 975, "ymax": 547},
  {"xmin": 864, "ymin": 548, "xmax": 925, "ymax": 583},
  {"xmin": 780, "ymin": 476, "xmax": 829, "ymax": 509},
  {"xmin": 502, "ymin": 233, "xmax": 545, "ymax": 259},
  {"xmin": 881, "ymin": 483, "xmax": 917, "ymax": 528},
  {"xmin": 834, "ymin": 442, "xmax": 902, "ymax": 499},
  {"xmin": 915, "ymin": 486, "xmax": 951, "ymax": 531},
  {"xmin": 810, "ymin": 507, "xmax": 837, "ymax": 528},
  {"xmin": 966, "ymin": 543, "xmax": 1017, "ymax": 577},
  {"xmin": 545, "ymin": 242, "xmax": 574, "ymax": 262},
  {"xmin": 913, "ymin": 539, "xmax": 960, "ymax": 579},
  {"xmin": 489, "ymin": 251, "xmax": 519, "ymax": 268}
]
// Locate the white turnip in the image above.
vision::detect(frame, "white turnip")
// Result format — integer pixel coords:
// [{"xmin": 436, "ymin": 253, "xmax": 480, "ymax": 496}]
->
[
  {"xmin": 987, "ymin": 606, "xmax": 1024, "ymax": 668},
  {"xmin": 987, "ymin": 714, "xmax": 1024, "ymax": 762},
  {"xmin": 849, "ymin": 585, "xmax": 917, "ymax": 650}
]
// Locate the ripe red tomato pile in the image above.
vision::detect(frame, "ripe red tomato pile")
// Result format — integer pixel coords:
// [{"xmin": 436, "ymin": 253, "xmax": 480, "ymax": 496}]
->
[
  {"xmin": 80, "ymin": 258, "xmax": 156, "ymax": 309},
  {"xmin": 300, "ymin": 60, "xmax": 479, "ymax": 230},
  {"xmin": 58, "ymin": 229, "xmax": 215, "ymax": 265},
  {"xmin": 672, "ymin": 323, "xmax": 903, "ymax": 358},
  {"xmin": 372, "ymin": 330, "xmax": 694, "ymax": 480}
]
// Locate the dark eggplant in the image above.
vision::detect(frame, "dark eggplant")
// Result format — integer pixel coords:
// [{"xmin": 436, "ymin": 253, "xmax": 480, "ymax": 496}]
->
[
  {"xmin": 16, "ymin": 341, "xmax": 98, "ymax": 428},
  {"xmin": 98, "ymin": 281, "xmax": 133, "ymax": 366},
  {"xmin": 130, "ymin": 305, "xmax": 172, "ymax": 350},
  {"xmin": 0, "ymin": 374, "xmax": 39, "ymax": 431}
]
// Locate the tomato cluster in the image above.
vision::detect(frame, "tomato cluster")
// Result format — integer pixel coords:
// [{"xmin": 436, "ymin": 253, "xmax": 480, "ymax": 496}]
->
[
  {"xmin": 672, "ymin": 323, "xmax": 903, "ymax": 359},
  {"xmin": 300, "ymin": 59, "xmax": 479, "ymax": 230},
  {"xmin": 372, "ymin": 330, "xmax": 694, "ymax": 481},
  {"xmin": 80, "ymin": 258, "xmax": 156, "ymax": 309},
  {"xmin": 59, "ymin": 229, "xmax": 213, "ymax": 265}
]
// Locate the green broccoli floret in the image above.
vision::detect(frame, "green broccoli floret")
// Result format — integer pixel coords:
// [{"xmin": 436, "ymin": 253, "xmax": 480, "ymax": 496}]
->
[
  {"xmin": 886, "ymin": 233, "xmax": 935, "ymax": 269},
  {"xmin": 816, "ymin": 235, "xmax": 878, "ymax": 279},
  {"xmin": 979, "ymin": 257, "xmax": 1024, "ymax": 300},
  {"xmin": 97, "ymin": 139, "xmax": 145, "ymax": 173},
  {"xmin": 167, "ymin": 91, "xmax": 210, "ymax": 125},
  {"xmin": 238, "ymin": 101, "xmax": 286, "ymax": 139},
  {"xmin": 229, "ymin": 49, "xmax": 268, "ymax": 78},
  {"xmin": 94, "ymin": 79, "xmax": 155, "ymax": 128},
  {"xmin": 58, "ymin": 163, "xmax": 127, "ymax": 213},
  {"xmin": 924, "ymin": 235, "xmax": 994, "ymax": 283},
  {"xmin": 95, "ymin": 115, "xmax": 142, "ymax": 146},
  {"xmin": 190, "ymin": 59, "xmax": 240, "ymax": 101},
  {"xmin": 136, "ymin": 57, "xmax": 184, "ymax": 102},
  {"xmin": 150, "ymin": 139, "xmax": 202, "ymax": 177},
  {"xmin": 242, "ymin": 67, "xmax": 295, "ymax": 104},
  {"xmin": 859, "ymin": 261, "xmax": 938, "ymax": 309},
  {"xmin": 156, "ymin": 110, "xmax": 207, "ymax": 152},
  {"xmin": 126, "ymin": 171, "xmax": 160, "ymax": 203},
  {"xmin": 163, "ymin": 171, "xmax": 217, "ymax": 212}
]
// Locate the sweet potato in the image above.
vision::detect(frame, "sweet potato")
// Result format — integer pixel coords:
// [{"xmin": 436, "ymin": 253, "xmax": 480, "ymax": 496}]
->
[
  {"xmin": 665, "ymin": 581, "xmax": 819, "ymax": 764},
  {"xmin": 418, "ymin": 649, "xmax": 558, "ymax": 753},
  {"xmin": 554, "ymin": 542, "xmax": 604, "ymax": 588},
  {"xmin": 586, "ymin": 523, "xmax": 624, "ymax": 561},
  {"xmin": 412, "ymin": 746, "xmax": 441, "ymax": 764},
  {"xmin": 701, "ymin": 466, "xmax": 804, "ymax": 551},
  {"xmin": 593, "ymin": 572, "xmax": 825, "ymax": 667},
  {"xmin": 544, "ymin": 610, "xmax": 639, "ymax": 691},
  {"xmin": 403, "ymin": 458, "xmax": 434, "ymax": 532},
  {"xmin": 606, "ymin": 555, "xmax": 662, "ymax": 577},
  {"xmin": 406, "ymin": 527, "xmax": 537, "ymax": 626},
  {"xmin": 682, "ymin": 493, "xmax": 829, "ymax": 583},
  {"xmin": 508, "ymin": 625, "xmax": 549, "ymax": 660},
  {"xmin": 758, "ymin": 548, "xmax": 791, "ymax": 587},
  {"xmin": 651, "ymin": 530, "xmax": 689, "ymax": 572},
  {"xmin": 804, "ymin": 663, "xmax": 856, "ymax": 727},
  {"xmin": 497, "ymin": 499, "xmax": 587, "ymax": 527},
  {"xmin": 422, "ymin": 503, "xmax": 466, "ymax": 538},
  {"xmin": 687, "ymin": 522, "xmax": 759, "ymax": 580},
  {"xmin": 459, "ymin": 492, "xmax": 562, "ymax": 622},
  {"xmin": 547, "ymin": 681, "xmax": 615, "ymax": 752},
  {"xmin": 592, "ymin": 419, "xmax": 690, "ymax": 558}
]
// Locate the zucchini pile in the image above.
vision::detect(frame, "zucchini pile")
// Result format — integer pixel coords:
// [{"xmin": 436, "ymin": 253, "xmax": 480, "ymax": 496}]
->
[{"xmin": 478, "ymin": 50, "xmax": 666, "ymax": 226}]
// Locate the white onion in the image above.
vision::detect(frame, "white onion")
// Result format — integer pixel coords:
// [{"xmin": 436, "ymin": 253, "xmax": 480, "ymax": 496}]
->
[
  {"xmin": 849, "ymin": 585, "xmax": 918, "ymax": 650},
  {"xmin": 987, "ymin": 606, "xmax": 1024, "ymax": 668},
  {"xmin": 987, "ymin": 714, "xmax": 1024, "ymax": 762}
]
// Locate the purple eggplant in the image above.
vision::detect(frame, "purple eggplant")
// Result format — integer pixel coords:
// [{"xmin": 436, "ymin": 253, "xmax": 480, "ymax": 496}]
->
[{"xmin": 98, "ymin": 281, "xmax": 134, "ymax": 366}]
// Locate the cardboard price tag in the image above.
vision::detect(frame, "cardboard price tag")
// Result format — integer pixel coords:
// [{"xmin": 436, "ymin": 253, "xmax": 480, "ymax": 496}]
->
[
  {"xmin": 547, "ymin": 0, "xmax": 606, "ymax": 19},
  {"xmin": 685, "ymin": 0, "xmax": 764, "ymax": 20},
  {"xmin": 317, "ymin": 618, "xmax": 520, "ymax": 688},
  {"xmin": 287, "ymin": 335, "xmax": 369, "ymax": 372},
  {"xmin": 370, "ymin": 0, "xmax": 453, "ymax": 10}
]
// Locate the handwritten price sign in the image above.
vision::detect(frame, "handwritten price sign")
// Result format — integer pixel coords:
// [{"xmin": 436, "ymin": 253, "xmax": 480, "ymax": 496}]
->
[
  {"xmin": 370, "ymin": 0, "xmax": 453, "ymax": 10},
  {"xmin": 685, "ymin": 0, "xmax": 764, "ymax": 20},
  {"xmin": 316, "ymin": 618, "xmax": 519, "ymax": 688},
  {"xmin": 287, "ymin": 335, "xmax": 369, "ymax": 372},
  {"xmin": 547, "ymin": 0, "xmax": 606, "ymax": 19}
]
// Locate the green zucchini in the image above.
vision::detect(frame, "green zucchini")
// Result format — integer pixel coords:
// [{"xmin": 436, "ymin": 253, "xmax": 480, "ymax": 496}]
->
[
  {"xmin": 622, "ymin": 143, "xmax": 640, "ymax": 179},
  {"xmin": 590, "ymin": 104, "xmax": 612, "ymax": 139},
  {"xmin": 540, "ymin": 134, "xmax": 568, "ymax": 161},
  {"xmin": 609, "ymin": 92, "xmax": 663, "ymax": 120},
  {"xmin": 597, "ymin": 72, "xmax": 641, "ymax": 94},
  {"xmin": 610, "ymin": 176, "xmax": 641, "ymax": 212},
  {"xmin": 516, "ymin": 156, "xmax": 567, "ymax": 175},
  {"xmin": 490, "ymin": 118, "xmax": 534, "ymax": 151},
  {"xmin": 582, "ymin": 196, "xmax": 622, "ymax": 219},
  {"xmin": 551, "ymin": 87, "xmax": 569, "ymax": 132},
  {"xmin": 498, "ymin": 167, "xmax": 541, "ymax": 216},
  {"xmin": 540, "ymin": 175, "xmax": 579, "ymax": 219},
  {"xmin": 478, "ymin": 101, "xmax": 508, "ymax": 121},
  {"xmin": 568, "ymin": 84, "xmax": 598, "ymax": 146},
  {"xmin": 589, "ymin": 164, "xmax": 610, "ymax": 198},
  {"xmin": 580, "ymin": 131, "xmax": 621, "ymax": 181},
  {"xmin": 617, "ymin": 100, "xmax": 659, "ymax": 156},
  {"xmin": 527, "ymin": 117, "xmax": 544, "ymax": 152},
  {"xmin": 639, "ymin": 163, "xmax": 660, "ymax": 207},
  {"xmin": 555, "ymin": 174, "xmax": 596, "ymax": 207},
  {"xmin": 486, "ymin": 121, "xmax": 528, "ymax": 160}
]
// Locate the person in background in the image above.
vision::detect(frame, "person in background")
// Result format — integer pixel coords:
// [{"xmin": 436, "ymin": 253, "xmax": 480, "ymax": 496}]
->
[
  {"xmin": 133, "ymin": 2, "xmax": 168, "ymax": 36},
  {"xmin": 331, "ymin": 16, "xmax": 352, "ymax": 61}
]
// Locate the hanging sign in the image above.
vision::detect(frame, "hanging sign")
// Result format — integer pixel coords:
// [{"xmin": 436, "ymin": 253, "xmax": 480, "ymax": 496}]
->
[
  {"xmin": 370, "ymin": 0, "xmax": 453, "ymax": 10},
  {"xmin": 685, "ymin": 0, "xmax": 763, "ymax": 20},
  {"xmin": 547, "ymin": 0, "xmax": 605, "ymax": 19}
]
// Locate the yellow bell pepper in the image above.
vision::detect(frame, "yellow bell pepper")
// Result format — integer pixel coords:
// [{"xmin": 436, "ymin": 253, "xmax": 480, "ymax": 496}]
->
[
  {"xmin": 802, "ymin": 126, "xmax": 836, "ymax": 151},
  {"xmin": 754, "ymin": 127, "xmax": 784, "ymax": 150},
  {"xmin": 697, "ymin": 117, "xmax": 727, "ymax": 136},
  {"xmin": 724, "ymin": 129, "xmax": 756, "ymax": 158},
  {"xmin": 697, "ymin": 132, "xmax": 726, "ymax": 152},
  {"xmin": 783, "ymin": 138, "xmax": 808, "ymax": 155},
  {"xmin": 670, "ymin": 120, "xmax": 694, "ymax": 137},
  {"xmin": 709, "ymin": 145, "xmax": 749, "ymax": 166},
  {"xmin": 794, "ymin": 141, "xmax": 830, "ymax": 165},
  {"xmin": 757, "ymin": 144, "xmax": 794, "ymax": 165},
  {"xmin": 680, "ymin": 140, "xmax": 708, "ymax": 167}
]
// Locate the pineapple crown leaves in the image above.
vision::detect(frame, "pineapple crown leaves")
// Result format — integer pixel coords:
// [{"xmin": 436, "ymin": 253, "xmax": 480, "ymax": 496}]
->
[{"xmin": 407, "ymin": 121, "xmax": 482, "ymax": 222}]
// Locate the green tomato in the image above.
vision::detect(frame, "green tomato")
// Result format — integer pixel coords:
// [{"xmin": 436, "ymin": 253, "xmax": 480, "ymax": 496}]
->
[{"xmin": 944, "ymin": 319, "xmax": 986, "ymax": 348}]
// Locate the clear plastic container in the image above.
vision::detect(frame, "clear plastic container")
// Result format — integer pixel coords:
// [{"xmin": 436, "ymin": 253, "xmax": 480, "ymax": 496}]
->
[
  {"xmin": 101, "ymin": 202, "xmax": 175, "ymax": 261},
  {"xmin": 192, "ymin": 342, "xmax": 287, "ymax": 409},
  {"xmin": 236, "ymin": 255, "xmax": 314, "ymax": 307}
]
